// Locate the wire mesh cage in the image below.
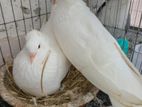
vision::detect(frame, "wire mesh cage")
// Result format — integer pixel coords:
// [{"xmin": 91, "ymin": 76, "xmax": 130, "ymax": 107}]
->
[
  {"xmin": 0, "ymin": 0, "xmax": 142, "ymax": 106},
  {"xmin": 0, "ymin": 0, "xmax": 141, "ymax": 70},
  {"xmin": 0, "ymin": 0, "xmax": 51, "ymax": 64},
  {"xmin": 0, "ymin": 0, "xmax": 141, "ymax": 71}
]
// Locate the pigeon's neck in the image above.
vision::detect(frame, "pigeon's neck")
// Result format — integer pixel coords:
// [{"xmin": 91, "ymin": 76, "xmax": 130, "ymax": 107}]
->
[
  {"xmin": 36, "ymin": 49, "xmax": 49, "ymax": 64},
  {"xmin": 57, "ymin": 0, "xmax": 83, "ymax": 5}
]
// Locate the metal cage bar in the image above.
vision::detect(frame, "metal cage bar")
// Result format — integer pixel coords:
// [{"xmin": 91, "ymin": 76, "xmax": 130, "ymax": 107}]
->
[
  {"xmin": 0, "ymin": 3, "xmax": 13, "ymax": 58},
  {"xmin": 10, "ymin": 0, "xmax": 22, "ymax": 50},
  {"xmin": 0, "ymin": 0, "xmax": 142, "ymax": 72}
]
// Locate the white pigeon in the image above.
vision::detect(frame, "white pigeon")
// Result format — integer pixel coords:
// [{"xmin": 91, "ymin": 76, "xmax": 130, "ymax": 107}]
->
[
  {"xmin": 13, "ymin": 30, "xmax": 70, "ymax": 97},
  {"xmin": 49, "ymin": 0, "xmax": 142, "ymax": 106}
]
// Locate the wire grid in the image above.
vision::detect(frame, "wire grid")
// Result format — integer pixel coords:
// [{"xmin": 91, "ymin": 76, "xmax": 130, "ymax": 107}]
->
[
  {"xmin": 0, "ymin": 0, "xmax": 142, "ymax": 72},
  {"xmin": 0, "ymin": 0, "xmax": 51, "ymax": 66}
]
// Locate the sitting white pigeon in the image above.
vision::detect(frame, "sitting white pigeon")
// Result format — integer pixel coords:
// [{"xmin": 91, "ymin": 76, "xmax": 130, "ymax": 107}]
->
[
  {"xmin": 13, "ymin": 30, "xmax": 70, "ymax": 97},
  {"xmin": 49, "ymin": 0, "xmax": 142, "ymax": 107}
]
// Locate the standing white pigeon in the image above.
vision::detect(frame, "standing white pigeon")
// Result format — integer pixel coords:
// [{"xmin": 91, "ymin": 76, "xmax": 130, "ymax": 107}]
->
[
  {"xmin": 13, "ymin": 30, "xmax": 70, "ymax": 97},
  {"xmin": 49, "ymin": 0, "xmax": 142, "ymax": 107}
]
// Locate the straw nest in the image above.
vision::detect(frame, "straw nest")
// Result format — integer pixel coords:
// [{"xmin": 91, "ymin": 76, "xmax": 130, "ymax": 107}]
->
[{"xmin": 0, "ymin": 63, "xmax": 99, "ymax": 107}]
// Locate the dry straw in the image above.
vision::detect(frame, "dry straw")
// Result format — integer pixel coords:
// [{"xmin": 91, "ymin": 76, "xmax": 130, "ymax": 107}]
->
[{"xmin": 0, "ymin": 62, "xmax": 98, "ymax": 107}]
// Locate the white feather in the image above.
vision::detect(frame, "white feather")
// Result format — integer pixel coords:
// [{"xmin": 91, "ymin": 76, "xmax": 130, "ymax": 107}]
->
[
  {"xmin": 13, "ymin": 29, "xmax": 70, "ymax": 97},
  {"xmin": 49, "ymin": 0, "xmax": 142, "ymax": 106}
]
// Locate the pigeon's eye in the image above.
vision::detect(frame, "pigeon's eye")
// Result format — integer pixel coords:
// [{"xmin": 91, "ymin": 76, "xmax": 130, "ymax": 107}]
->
[{"xmin": 38, "ymin": 44, "xmax": 40, "ymax": 49}]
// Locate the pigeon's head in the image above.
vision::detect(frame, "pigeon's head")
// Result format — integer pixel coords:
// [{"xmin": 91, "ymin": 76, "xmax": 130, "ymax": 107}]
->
[{"xmin": 25, "ymin": 30, "xmax": 49, "ymax": 63}]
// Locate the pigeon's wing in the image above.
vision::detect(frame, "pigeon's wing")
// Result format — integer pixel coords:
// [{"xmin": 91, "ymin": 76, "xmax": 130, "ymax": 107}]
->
[
  {"xmin": 114, "ymin": 42, "xmax": 142, "ymax": 79},
  {"xmin": 76, "ymin": 2, "xmax": 142, "ymax": 81},
  {"xmin": 69, "ymin": 3, "xmax": 142, "ymax": 104}
]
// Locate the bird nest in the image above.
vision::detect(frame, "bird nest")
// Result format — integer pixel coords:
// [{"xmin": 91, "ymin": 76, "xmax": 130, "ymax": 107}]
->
[{"xmin": 0, "ymin": 62, "xmax": 98, "ymax": 107}]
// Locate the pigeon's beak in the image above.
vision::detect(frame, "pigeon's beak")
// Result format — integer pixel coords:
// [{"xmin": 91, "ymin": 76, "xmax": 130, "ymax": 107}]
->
[
  {"xmin": 51, "ymin": 0, "xmax": 56, "ymax": 5},
  {"xmin": 30, "ymin": 53, "xmax": 37, "ymax": 64}
]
